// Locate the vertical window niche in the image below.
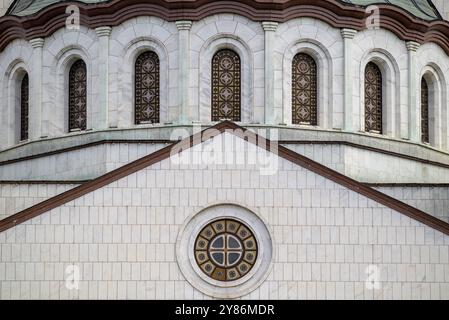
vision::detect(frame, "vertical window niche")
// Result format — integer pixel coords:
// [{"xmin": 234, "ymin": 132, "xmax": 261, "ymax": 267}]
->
[
  {"xmin": 20, "ymin": 73, "xmax": 29, "ymax": 141},
  {"xmin": 364, "ymin": 62, "xmax": 383, "ymax": 134},
  {"xmin": 134, "ymin": 51, "xmax": 160, "ymax": 124},
  {"xmin": 211, "ymin": 49, "xmax": 241, "ymax": 122},
  {"xmin": 68, "ymin": 59, "xmax": 87, "ymax": 132},
  {"xmin": 292, "ymin": 53, "xmax": 318, "ymax": 125}
]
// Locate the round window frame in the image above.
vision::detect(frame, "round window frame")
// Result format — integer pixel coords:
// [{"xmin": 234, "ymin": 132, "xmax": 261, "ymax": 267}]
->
[
  {"xmin": 176, "ymin": 204, "xmax": 273, "ymax": 298},
  {"xmin": 194, "ymin": 218, "xmax": 259, "ymax": 282}
]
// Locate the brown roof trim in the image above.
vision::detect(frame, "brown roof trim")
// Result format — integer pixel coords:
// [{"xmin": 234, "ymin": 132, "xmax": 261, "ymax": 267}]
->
[
  {"xmin": 0, "ymin": 139, "xmax": 174, "ymax": 166},
  {"xmin": 1, "ymin": 121, "xmax": 449, "ymax": 235},
  {"xmin": 1, "ymin": 0, "xmax": 449, "ymax": 55},
  {"xmin": 279, "ymin": 140, "xmax": 449, "ymax": 169}
]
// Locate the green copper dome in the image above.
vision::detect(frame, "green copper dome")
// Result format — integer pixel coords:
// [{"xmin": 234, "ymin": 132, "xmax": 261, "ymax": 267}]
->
[
  {"xmin": 6, "ymin": 0, "xmax": 442, "ymax": 21},
  {"xmin": 340, "ymin": 0, "xmax": 441, "ymax": 21},
  {"xmin": 7, "ymin": 0, "xmax": 108, "ymax": 17}
]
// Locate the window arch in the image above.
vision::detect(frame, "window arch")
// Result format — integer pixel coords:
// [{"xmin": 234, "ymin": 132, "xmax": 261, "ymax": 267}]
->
[
  {"xmin": 211, "ymin": 49, "xmax": 241, "ymax": 122},
  {"xmin": 364, "ymin": 62, "xmax": 383, "ymax": 133},
  {"xmin": 68, "ymin": 59, "xmax": 87, "ymax": 131},
  {"xmin": 135, "ymin": 51, "xmax": 160, "ymax": 124},
  {"xmin": 421, "ymin": 77, "xmax": 430, "ymax": 144},
  {"xmin": 20, "ymin": 73, "xmax": 29, "ymax": 141},
  {"xmin": 292, "ymin": 53, "xmax": 317, "ymax": 125}
]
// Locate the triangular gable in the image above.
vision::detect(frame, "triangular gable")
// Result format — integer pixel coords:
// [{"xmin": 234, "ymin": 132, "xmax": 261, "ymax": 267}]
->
[{"xmin": 1, "ymin": 121, "xmax": 449, "ymax": 235}]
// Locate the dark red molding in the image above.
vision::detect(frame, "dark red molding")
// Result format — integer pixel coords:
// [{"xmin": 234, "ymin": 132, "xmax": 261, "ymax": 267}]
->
[
  {"xmin": 1, "ymin": 0, "xmax": 449, "ymax": 54},
  {"xmin": 1, "ymin": 121, "xmax": 449, "ymax": 236}
]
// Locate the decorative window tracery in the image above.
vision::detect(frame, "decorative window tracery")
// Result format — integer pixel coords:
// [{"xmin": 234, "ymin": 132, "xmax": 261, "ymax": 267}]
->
[
  {"xmin": 68, "ymin": 59, "xmax": 87, "ymax": 131},
  {"xmin": 135, "ymin": 51, "xmax": 160, "ymax": 124},
  {"xmin": 364, "ymin": 62, "xmax": 383, "ymax": 133},
  {"xmin": 421, "ymin": 78, "xmax": 429, "ymax": 143},
  {"xmin": 292, "ymin": 53, "xmax": 317, "ymax": 125},
  {"xmin": 211, "ymin": 49, "xmax": 241, "ymax": 122},
  {"xmin": 194, "ymin": 218, "xmax": 258, "ymax": 282},
  {"xmin": 20, "ymin": 73, "xmax": 29, "ymax": 141}
]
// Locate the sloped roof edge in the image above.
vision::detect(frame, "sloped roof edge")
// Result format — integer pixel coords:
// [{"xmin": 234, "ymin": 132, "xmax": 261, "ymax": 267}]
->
[{"xmin": 1, "ymin": 121, "xmax": 449, "ymax": 235}]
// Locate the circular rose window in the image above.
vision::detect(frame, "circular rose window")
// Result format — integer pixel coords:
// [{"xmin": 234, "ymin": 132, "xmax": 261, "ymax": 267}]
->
[{"xmin": 194, "ymin": 218, "xmax": 258, "ymax": 282}]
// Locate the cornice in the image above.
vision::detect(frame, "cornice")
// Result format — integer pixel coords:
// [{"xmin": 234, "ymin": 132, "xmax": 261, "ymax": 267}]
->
[{"xmin": 0, "ymin": 0, "xmax": 449, "ymax": 54}]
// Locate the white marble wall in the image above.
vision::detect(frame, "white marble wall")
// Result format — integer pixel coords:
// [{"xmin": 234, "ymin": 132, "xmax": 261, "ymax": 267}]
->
[
  {"xmin": 285, "ymin": 143, "xmax": 449, "ymax": 184},
  {"xmin": 0, "ymin": 39, "xmax": 33, "ymax": 146},
  {"xmin": 0, "ymin": 183, "xmax": 79, "ymax": 221},
  {"xmin": 43, "ymin": 26, "xmax": 99, "ymax": 135},
  {"xmin": 0, "ymin": 143, "xmax": 167, "ymax": 181},
  {"xmin": 0, "ymin": 14, "xmax": 449, "ymax": 151},
  {"xmin": 109, "ymin": 17, "xmax": 178, "ymax": 126},
  {"xmin": 1, "ymin": 141, "xmax": 448, "ymax": 223},
  {"xmin": 2, "ymin": 138, "xmax": 449, "ymax": 184},
  {"xmin": 415, "ymin": 43, "xmax": 449, "ymax": 150},
  {"xmin": 274, "ymin": 18, "xmax": 344, "ymax": 128},
  {"xmin": 0, "ymin": 133, "xmax": 448, "ymax": 300},
  {"xmin": 374, "ymin": 186, "xmax": 449, "ymax": 224},
  {"xmin": 190, "ymin": 14, "xmax": 265, "ymax": 123},
  {"xmin": 351, "ymin": 29, "xmax": 408, "ymax": 138}
]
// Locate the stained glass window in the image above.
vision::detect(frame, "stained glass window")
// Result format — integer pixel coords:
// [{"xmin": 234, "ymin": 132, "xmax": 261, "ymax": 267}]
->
[
  {"xmin": 135, "ymin": 51, "xmax": 160, "ymax": 124},
  {"xmin": 421, "ymin": 78, "xmax": 429, "ymax": 143},
  {"xmin": 365, "ymin": 62, "xmax": 383, "ymax": 133},
  {"xmin": 68, "ymin": 59, "xmax": 87, "ymax": 131},
  {"xmin": 292, "ymin": 53, "xmax": 317, "ymax": 125},
  {"xmin": 20, "ymin": 73, "xmax": 29, "ymax": 141},
  {"xmin": 194, "ymin": 218, "xmax": 258, "ymax": 282},
  {"xmin": 211, "ymin": 49, "xmax": 241, "ymax": 121}
]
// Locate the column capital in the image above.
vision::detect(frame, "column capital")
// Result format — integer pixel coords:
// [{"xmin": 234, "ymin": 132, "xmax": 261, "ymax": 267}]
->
[
  {"xmin": 29, "ymin": 38, "xmax": 45, "ymax": 49},
  {"xmin": 176, "ymin": 20, "xmax": 193, "ymax": 31},
  {"xmin": 262, "ymin": 21, "xmax": 278, "ymax": 32},
  {"xmin": 340, "ymin": 28, "xmax": 357, "ymax": 39},
  {"xmin": 95, "ymin": 26, "xmax": 112, "ymax": 37},
  {"xmin": 406, "ymin": 41, "xmax": 420, "ymax": 52}
]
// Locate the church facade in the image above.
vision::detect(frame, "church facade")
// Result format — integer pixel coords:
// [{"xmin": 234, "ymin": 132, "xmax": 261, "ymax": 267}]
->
[{"xmin": 0, "ymin": 0, "xmax": 449, "ymax": 299}]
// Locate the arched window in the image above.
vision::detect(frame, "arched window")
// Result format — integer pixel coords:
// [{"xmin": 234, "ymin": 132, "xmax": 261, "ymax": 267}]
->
[
  {"xmin": 20, "ymin": 73, "xmax": 29, "ymax": 141},
  {"xmin": 68, "ymin": 59, "xmax": 87, "ymax": 131},
  {"xmin": 211, "ymin": 49, "xmax": 241, "ymax": 122},
  {"xmin": 135, "ymin": 51, "xmax": 160, "ymax": 124},
  {"xmin": 364, "ymin": 62, "xmax": 383, "ymax": 133},
  {"xmin": 292, "ymin": 53, "xmax": 317, "ymax": 125},
  {"xmin": 421, "ymin": 78, "xmax": 429, "ymax": 143}
]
